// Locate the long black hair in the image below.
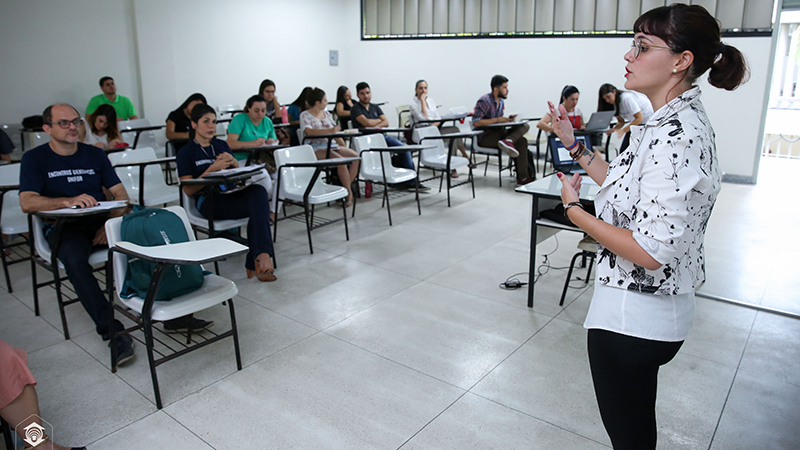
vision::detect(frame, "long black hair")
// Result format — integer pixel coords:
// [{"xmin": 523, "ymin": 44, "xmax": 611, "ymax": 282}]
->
[
  {"xmin": 177, "ymin": 93, "xmax": 207, "ymax": 114},
  {"xmin": 335, "ymin": 85, "xmax": 350, "ymax": 105},
  {"xmin": 290, "ymin": 87, "xmax": 314, "ymax": 112}
]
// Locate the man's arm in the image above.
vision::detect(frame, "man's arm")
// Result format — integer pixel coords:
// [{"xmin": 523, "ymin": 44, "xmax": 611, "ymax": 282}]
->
[
  {"xmin": 355, "ymin": 114, "xmax": 380, "ymax": 127},
  {"xmin": 473, "ymin": 115, "xmax": 510, "ymax": 127},
  {"xmin": 19, "ymin": 191, "xmax": 98, "ymax": 213},
  {"xmin": 0, "ymin": 153, "xmax": 10, "ymax": 162},
  {"xmin": 106, "ymin": 183, "xmax": 129, "ymax": 217},
  {"xmin": 377, "ymin": 114, "xmax": 389, "ymax": 128}
]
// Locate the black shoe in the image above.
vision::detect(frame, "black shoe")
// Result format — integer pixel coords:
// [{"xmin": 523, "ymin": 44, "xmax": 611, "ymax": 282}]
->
[
  {"xmin": 109, "ymin": 334, "xmax": 135, "ymax": 366},
  {"xmin": 404, "ymin": 183, "xmax": 431, "ymax": 192},
  {"xmin": 163, "ymin": 315, "xmax": 214, "ymax": 333}
]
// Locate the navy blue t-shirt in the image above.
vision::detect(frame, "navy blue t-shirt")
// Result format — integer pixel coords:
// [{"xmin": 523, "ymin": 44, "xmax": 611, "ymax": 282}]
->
[
  {"xmin": 177, "ymin": 138, "xmax": 236, "ymax": 206},
  {"xmin": 19, "ymin": 142, "xmax": 121, "ymax": 202},
  {"xmin": 349, "ymin": 102, "xmax": 384, "ymax": 129}
]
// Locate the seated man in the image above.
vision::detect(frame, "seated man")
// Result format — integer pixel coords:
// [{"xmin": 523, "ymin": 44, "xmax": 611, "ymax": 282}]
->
[
  {"xmin": 472, "ymin": 75, "xmax": 534, "ymax": 185},
  {"xmin": 350, "ymin": 82, "xmax": 429, "ymax": 191},
  {"xmin": 19, "ymin": 104, "xmax": 211, "ymax": 366},
  {"xmin": 85, "ymin": 76, "xmax": 138, "ymax": 122}
]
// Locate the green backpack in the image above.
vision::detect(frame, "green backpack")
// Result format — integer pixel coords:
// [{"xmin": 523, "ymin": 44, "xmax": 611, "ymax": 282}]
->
[{"xmin": 120, "ymin": 208, "xmax": 206, "ymax": 301}]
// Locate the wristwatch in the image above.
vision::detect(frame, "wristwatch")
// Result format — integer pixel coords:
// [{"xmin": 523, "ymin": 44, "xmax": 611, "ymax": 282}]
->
[{"xmin": 563, "ymin": 201, "xmax": 585, "ymax": 220}]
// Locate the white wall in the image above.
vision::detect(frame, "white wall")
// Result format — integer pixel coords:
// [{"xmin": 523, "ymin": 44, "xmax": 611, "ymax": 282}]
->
[
  {"xmin": 0, "ymin": 0, "xmax": 140, "ymax": 123},
  {"xmin": 132, "ymin": 0, "xmax": 351, "ymax": 126},
  {"xmin": 0, "ymin": 0, "xmax": 772, "ymax": 181}
]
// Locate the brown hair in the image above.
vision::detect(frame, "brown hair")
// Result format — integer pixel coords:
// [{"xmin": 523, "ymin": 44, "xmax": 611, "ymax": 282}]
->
[
  {"xmin": 89, "ymin": 104, "xmax": 121, "ymax": 141},
  {"xmin": 633, "ymin": 3, "xmax": 749, "ymax": 91}
]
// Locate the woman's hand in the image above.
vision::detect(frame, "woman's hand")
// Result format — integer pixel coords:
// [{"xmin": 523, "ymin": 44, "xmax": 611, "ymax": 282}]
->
[
  {"xmin": 547, "ymin": 101, "xmax": 575, "ymax": 147},
  {"xmin": 253, "ymin": 137, "xmax": 267, "ymax": 147},
  {"xmin": 332, "ymin": 124, "xmax": 341, "ymax": 133},
  {"xmin": 556, "ymin": 172, "xmax": 581, "ymax": 204}
]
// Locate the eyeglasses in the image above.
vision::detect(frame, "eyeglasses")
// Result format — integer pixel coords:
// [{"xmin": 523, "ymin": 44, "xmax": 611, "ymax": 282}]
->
[
  {"xmin": 46, "ymin": 118, "xmax": 83, "ymax": 129},
  {"xmin": 630, "ymin": 39, "xmax": 671, "ymax": 58}
]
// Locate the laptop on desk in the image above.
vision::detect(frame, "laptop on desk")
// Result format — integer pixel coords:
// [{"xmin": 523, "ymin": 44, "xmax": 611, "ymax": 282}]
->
[
  {"xmin": 548, "ymin": 135, "xmax": 592, "ymax": 175},
  {"xmin": 582, "ymin": 111, "xmax": 615, "ymax": 132}
]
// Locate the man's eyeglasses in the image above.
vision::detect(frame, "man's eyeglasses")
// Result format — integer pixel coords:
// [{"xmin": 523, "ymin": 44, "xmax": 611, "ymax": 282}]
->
[
  {"xmin": 630, "ymin": 39, "xmax": 671, "ymax": 59},
  {"xmin": 46, "ymin": 118, "xmax": 83, "ymax": 129}
]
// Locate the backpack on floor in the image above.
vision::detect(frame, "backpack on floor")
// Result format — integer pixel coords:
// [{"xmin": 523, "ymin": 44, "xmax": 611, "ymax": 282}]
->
[{"xmin": 120, "ymin": 208, "xmax": 205, "ymax": 301}]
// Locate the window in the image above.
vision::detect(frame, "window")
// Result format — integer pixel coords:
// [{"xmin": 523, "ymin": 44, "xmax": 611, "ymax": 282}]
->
[{"xmin": 362, "ymin": 0, "xmax": 775, "ymax": 39}]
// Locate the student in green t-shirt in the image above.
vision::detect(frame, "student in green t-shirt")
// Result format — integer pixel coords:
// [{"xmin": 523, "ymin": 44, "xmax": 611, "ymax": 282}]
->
[
  {"xmin": 226, "ymin": 95, "xmax": 278, "ymax": 163},
  {"xmin": 85, "ymin": 76, "xmax": 138, "ymax": 122}
]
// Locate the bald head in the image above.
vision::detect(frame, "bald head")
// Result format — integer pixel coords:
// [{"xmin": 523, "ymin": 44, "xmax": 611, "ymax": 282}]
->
[{"xmin": 43, "ymin": 103, "xmax": 81, "ymax": 125}]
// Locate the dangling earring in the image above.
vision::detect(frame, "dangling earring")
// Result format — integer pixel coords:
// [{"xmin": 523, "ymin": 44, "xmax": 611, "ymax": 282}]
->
[{"xmin": 673, "ymin": 68, "xmax": 678, "ymax": 73}]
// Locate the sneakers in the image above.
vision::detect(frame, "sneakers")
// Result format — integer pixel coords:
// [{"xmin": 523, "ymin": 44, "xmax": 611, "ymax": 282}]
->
[
  {"xmin": 498, "ymin": 139, "xmax": 519, "ymax": 158},
  {"xmin": 110, "ymin": 334, "xmax": 135, "ymax": 366},
  {"xmin": 163, "ymin": 315, "xmax": 214, "ymax": 334}
]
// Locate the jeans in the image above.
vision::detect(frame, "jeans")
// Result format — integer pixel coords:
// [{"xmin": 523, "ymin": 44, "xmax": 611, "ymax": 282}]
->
[
  {"xmin": 385, "ymin": 135, "xmax": 415, "ymax": 171},
  {"xmin": 199, "ymin": 184, "xmax": 274, "ymax": 271},
  {"xmin": 46, "ymin": 219, "xmax": 122, "ymax": 339}
]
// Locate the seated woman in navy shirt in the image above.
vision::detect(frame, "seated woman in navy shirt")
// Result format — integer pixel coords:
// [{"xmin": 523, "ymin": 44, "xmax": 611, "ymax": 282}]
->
[{"xmin": 177, "ymin": 104, "xmax": 276, "ymax": 282}]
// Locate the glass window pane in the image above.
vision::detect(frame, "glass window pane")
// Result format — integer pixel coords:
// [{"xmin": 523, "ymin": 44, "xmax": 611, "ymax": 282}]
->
[
  {"xmin": 419, "ymin": 0, "xmax": 433, "ymax": 33},
  {"xmin": 391, "ymin": 0, "xmax": 405, "ymax": 34},
  {"xmin": 404, "ymin": 0, "xmax": 418, "ymax": 34},
  {"xmin": 481, "ymin": 0, "xmax": 499, "ymax": 33},
  {"xmin": 465, "ymin": 0, "xmax": 481, "ymax": 32},
  {"xmin": 499, "ymin": 0, "xmax": 516, "ymax": 32},
  {"xmin": 641, "ymin": 0, "xmax": 666, "ymax": 13},
  {"xmin": 516, "ymin": 0, "xmax": 535, "ymax": 32},
  {"xmin": 717, "ymin": 0, "xmax": 745, "ymax": 30},
  {"xmin": 595, "ymin": 0, "xmax": 619, "ymax": 31},
  {"xmin": 618, "ymin": 0, "xmax": 641, "ymax": 30},
  {"xmin": 744, "ymin": 0, "xmax": 775, "ymax": 29},
  {"xmin": 449, "ymin": 0, "xmax": 465, "ymax": 33},
  {"xmin": 554, "ymin": 0, "xmax": 574, "ymax": 32},
  {"xmin": 534, "ymin": 0, "xmax": 555, "ymax": 32},
  {"xmin": 574, "ymin": 0, "xmax": 596, "ymax": 31},
  {"xmin": 365, "ymin": 0, "xmax": 378, "ymax": 35},
  {"xmin": 378, "ymin": 0, "xmax": 391, "ymax": 35}
]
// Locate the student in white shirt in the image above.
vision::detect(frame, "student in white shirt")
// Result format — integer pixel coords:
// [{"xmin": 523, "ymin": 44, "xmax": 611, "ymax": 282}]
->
[
  {"xmin": 409, "ymin": 80, "xmax": 476, "ymax": 178},
  {"xmin": 598, "ymin": 83, "xmax": 654, "ymax": 151},
  {"xmin": 548, "ymin": 4, "xmax": 749, "ymax": 449}
]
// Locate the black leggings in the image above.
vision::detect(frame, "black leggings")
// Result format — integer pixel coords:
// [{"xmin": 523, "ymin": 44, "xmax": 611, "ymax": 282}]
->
[{"xmin": 587, "ymin": 329, "xmax": 683, "ymax": 450}]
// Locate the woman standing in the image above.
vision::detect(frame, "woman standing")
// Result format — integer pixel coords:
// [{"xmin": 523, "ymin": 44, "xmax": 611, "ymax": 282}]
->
[
  {"xmin": 300, "ymin": 88, "xmax": 360, "ymax": 206},
  {"xmin": 178, "ymin": 104, "xmax": 277, "ymax": 282},
  {"xmin": 166, "ymin": 93, "xmax": 207, "ymax": 141},
  {"xmin": 536, "ymin": 85, "xmax": 585, "ymax": 133},
  {"xmin": 83, "ymin": 104, "xmax": 123, "ymax": 149},
  {"xmin": 548, "ymin": 4, "xmax": 747, "ymax": 449}
]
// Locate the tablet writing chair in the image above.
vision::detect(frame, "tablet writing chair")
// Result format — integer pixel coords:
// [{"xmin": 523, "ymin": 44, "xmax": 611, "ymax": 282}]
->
[
  {"xmin": 0, "ymin": 163, "xmax": 29, "ymax": 293},
  {"xmin": 105, "ymin": 205, "xmax": 247, "ymax": 409},
  {"xmin": 352, "ymin": 134, "xmax": 420, "ymax": 226},
  {"xmin": 273, "ymin": 145, "xmax": 355, "ymax": 254},
  {"xmin": 108, "ymin": 147, "xmax": 178, "ymax": 207}
]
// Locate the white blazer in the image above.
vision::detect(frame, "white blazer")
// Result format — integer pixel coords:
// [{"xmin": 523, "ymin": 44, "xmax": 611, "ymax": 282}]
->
[{"xmin": 594, "ymin": 87, "xmax": 721, "ymax": 295}]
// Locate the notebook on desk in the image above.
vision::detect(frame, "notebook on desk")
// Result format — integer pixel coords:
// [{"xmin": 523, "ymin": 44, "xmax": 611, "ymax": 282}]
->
[
  {"xmin": 582, "ymin": 111, "xmax": 615, "ymax": 132},
  {"xmin": 549, "ymin": 135, "xmax": 592, "ymax": 175}
]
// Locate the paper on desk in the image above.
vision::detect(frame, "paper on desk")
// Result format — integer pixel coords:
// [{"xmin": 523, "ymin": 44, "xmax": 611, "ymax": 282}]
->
[
  {"xmin": 204, "ymin": 164, "xmax": 265, "ymax": 177},
  {"xmin": 47, "ymin": 200, "xmax": 128, "ymax": 214}
]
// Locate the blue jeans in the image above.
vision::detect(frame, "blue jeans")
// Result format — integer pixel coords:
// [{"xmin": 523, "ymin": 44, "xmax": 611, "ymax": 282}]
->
[{"xmin": 385, "ymin": 136, "xmax": 415, "ymax": 171}]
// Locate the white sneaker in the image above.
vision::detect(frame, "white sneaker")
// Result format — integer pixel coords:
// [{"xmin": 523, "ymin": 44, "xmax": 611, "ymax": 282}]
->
[{"xmin": 498, "ymin": 139, "xmax": 519, "ymax": 157}]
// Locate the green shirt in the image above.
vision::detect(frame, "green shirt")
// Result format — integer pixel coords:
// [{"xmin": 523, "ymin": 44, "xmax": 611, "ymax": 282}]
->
[
  {"xmin": 86, "ymin": 94, "xmax": 137, "ymax": 120},
  {"xmin": 227, "ymin": 113, "xmax": 277, "ymax": 160},
  {"xmin": 227, "ymin": 113, "xmax": 277, "ymax": 141}
]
